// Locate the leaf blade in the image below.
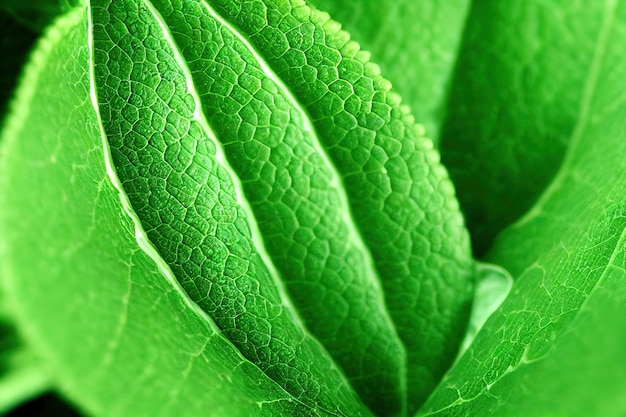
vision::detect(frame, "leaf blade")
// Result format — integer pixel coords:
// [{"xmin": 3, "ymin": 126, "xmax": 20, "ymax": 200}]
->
[
  {"xmin": 0, "ymin": 8, "xmax": 339, "ymax": 416},
  {"xmin": 421, "ymin": 2, "xmax": 626, "ymax": 414},
  {"xmin": 146, "ymin": 0, "xmax": 407, "ymax": 414},
  {"xmin": 209, "ymin": 0, "xmax": 476, "ymax": 411}
]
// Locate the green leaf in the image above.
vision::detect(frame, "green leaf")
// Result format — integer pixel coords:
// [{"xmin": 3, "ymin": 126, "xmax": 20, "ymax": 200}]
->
[
  {"xmin": 440, "ymin": 0, "xmax": 611, "ymax": 254},
  {"xmin": 4, "ymin": 0, "xmax": 626, "ymax": 416},
  {"xmin": 305, "ymin": 0, "xmax": 470, "ymax": 143},
  {"xmin": 1, "ymin": 0, "xmax": 474, "ymax": 416},
  {"xmin": 421, "ymin": 1, "xmax": 626, "ymax": 414},
  {"xmin": 207, "ymin": 1, "xmax": 474, "ymax": 411},
  {"xmin": 0, "ymin": 9, "xmax": 365, "ymax": 416},
  {"xmin": 115, "ymin": 1, "xmax": 406, "ymax": 414}
]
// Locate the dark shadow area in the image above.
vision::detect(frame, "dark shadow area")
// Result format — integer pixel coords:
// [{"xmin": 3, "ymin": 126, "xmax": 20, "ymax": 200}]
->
[{"xmin": 5, "ymin": 393, "xmax": 84, "ymax": 417}]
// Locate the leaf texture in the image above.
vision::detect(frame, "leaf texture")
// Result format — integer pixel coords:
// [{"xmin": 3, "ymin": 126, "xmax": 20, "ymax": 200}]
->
[
  {"xmin": 91, "ymin": 0, "xmax": 373, "ymax": 415},
  {"xmin": 141, "ymin": 1, "xmax": 406, "ymax": 414},
  {"xmin": 1, "ymin": 0, "xmax": 476, "ymax": 416},
  {"xmin": 208, "ymin": 0, "xmax": 474, "ymax": 411},
  {"xmin": 90, "ymin": 0, "xmax": 475, "ymax": 414}
]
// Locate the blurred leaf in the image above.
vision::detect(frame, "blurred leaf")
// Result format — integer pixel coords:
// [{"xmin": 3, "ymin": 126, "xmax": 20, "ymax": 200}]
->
[
  {"xmin": 440, "ymin": 0, "xmax": 609, "ymax": 254},
  {"xmin": 421, "ymin": 2, "xmax": 626, "ymax": 414}
]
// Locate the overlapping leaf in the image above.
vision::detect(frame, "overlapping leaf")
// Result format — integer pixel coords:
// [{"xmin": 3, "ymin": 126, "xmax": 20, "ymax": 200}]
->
[
  {"xmin": 122, "ymin": 0, "xmax": 405, "ymax": 413},
  {"xmin": 9, "ymin": 0, "xmax": 625, "ymax": 416},
  {"xmin": 91, "ymin": 0, "xmax": 371, "ymax": 414},
  {"xmin": 1, "ymin": 1, "xmax": 475, "ymax": 416},
  {"xmin": 207, "ymin": 1, "xmax": 475, "ymax": 410},
  {"xmin": 421, "ymin": 2, "xmax": 626, "ymax": 414},
  {"xmin": 0, "ymin": 9, "xmax": 354, "ymax": 416},
  {"xmin": 306, "ymin": 0, "xmax": 469, "ymax": 142},
  {"xmin": 440, "ymin": 0, "xmax": 610, "ymax": 254}
]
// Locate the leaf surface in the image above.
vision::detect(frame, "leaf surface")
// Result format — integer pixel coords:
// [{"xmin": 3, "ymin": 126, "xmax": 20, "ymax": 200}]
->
[
  {"xmin": 1, "ymin": 0, "xmax": 476, "ymax": 415},
  {"xmin": 89, "ymin": 0, "xmax": 475, "ymax": 415},
  {"xmin": 208, "ymin": 1, "xmax": 475, "ymax": 411},
  {"xmin": 139, "ymin": 1, "xmax": 406, "ymax": 414},
  {"xmin": 440, "ymin": 0, "xmax": 610, "ymax": 254},
  {"xmin": 421, "ymin": 2, "xmax": 626, "ymax": 414},
  {"xmin": 91, "ymin": 0, "xmax": 378, "ymax": 414}
]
